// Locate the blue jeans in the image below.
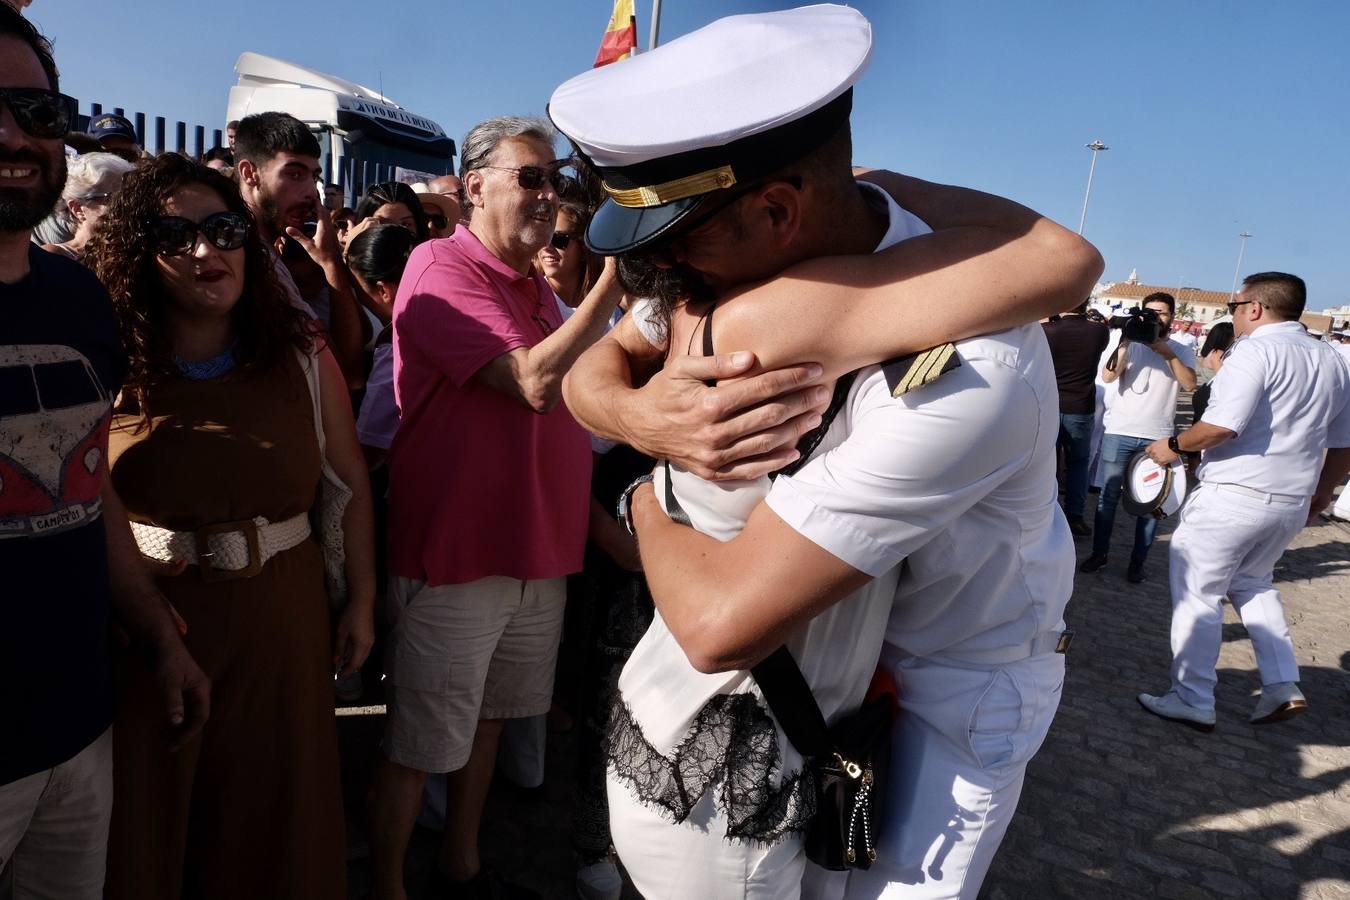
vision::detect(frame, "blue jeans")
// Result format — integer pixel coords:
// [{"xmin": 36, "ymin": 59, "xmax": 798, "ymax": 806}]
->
[
  {"xmin": 1058, "ymin": 413, "xmax": 1094, "ymax": 518},
  {"xmin": 1092, "ymin": 433, "xmax": 1158, "ymax": 563}
]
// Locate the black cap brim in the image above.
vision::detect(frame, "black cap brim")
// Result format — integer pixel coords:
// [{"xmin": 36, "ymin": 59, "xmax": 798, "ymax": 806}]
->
[{"xmin": 585, "ymin": 194, "xmax": 710, "ymax": 256}]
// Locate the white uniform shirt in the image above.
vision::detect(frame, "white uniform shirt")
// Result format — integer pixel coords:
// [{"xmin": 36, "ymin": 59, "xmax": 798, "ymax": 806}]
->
[
  {"xmin": 751, "ymin": 189, "xmax": 1070, "ymax": 662},
  {"xmin": 1198, "ymin": 321, "xmax": 1350, "ymax": 496},
  {"xmin": 1336, "ymin": 341, "xmax": 1350, "ymax": 366},
  {"xmin": 1102, "ymin": 338, "xmax": 1196, "ymax": 440},
  {"xmin": 765, "ymin": 320, "xmax": 1072, "ymax": 661}
]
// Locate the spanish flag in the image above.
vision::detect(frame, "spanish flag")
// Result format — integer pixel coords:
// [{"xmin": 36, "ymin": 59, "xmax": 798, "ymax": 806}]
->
[{"xmin": 594, "ymin": 0, "xmax": 638, "ymax": 68}]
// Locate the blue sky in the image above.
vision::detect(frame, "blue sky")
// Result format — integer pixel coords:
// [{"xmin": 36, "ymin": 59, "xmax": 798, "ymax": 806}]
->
[{"xmin": 33, "ymin": 0, "xmax": 1350, "ymax": 309}]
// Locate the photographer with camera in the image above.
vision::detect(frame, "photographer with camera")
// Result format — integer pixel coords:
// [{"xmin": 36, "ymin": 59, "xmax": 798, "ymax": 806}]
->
[{"xmin": 1080, "ymin": 292, "xmax": 1196, "ymax": 582}]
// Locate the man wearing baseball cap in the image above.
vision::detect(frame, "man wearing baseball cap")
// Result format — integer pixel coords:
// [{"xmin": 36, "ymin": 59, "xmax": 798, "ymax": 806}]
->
[
  {"xmin": 554, "ymin": 5, "xmax": 1101, "ymax": 897},
  {"xmin": 87, "ymin": 113, "xmax": 140, "ymax": 162}
]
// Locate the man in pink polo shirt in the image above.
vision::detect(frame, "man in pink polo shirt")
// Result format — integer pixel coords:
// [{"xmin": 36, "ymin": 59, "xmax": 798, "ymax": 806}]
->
[{"xmin": 368, "ymin": 116, "xmax": 623, "ymax": 900}]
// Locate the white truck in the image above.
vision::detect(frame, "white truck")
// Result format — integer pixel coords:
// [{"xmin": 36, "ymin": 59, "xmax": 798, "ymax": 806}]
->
[{"xmin": 225, "ymin": 52, "xmax": 456, "ymax": 205}]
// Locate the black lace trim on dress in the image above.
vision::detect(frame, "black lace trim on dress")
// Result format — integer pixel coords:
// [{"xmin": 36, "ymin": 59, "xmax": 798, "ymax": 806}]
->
[{"xmin": 606, "ymin": 693, "xmax": 817, "ymax": 844}]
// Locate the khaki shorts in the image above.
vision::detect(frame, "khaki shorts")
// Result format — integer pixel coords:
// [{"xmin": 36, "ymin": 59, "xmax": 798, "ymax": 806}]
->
[{"xmin": 382, "ymin": 575, "xmax": 566, "ymax": 773}]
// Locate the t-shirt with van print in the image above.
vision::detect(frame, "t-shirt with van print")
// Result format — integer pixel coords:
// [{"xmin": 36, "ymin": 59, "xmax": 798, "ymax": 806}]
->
[{"xmin": 0, "ymin": 245, "xmax": 126, "ymax": 785}]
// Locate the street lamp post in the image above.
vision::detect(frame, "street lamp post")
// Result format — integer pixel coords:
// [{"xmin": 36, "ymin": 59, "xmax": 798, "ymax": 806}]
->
[
  {"xmin": 1078, "ymin": 139, "xmax": 1109, "ymax": 235},
  {"xmin": 1229, "ymin": 231, "xmax": 1253, "ymax": 301}
]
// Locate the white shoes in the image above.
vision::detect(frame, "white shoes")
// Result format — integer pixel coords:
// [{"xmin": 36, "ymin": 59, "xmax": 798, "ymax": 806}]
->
[
  {"xmin": 1137, "ymin": 690, "xmax": 1216, "ymax": 732},
  {"xmin": 576, "ymin": 859, "xmax": 623, "ymax": 900},
  {"xmin": 1250, "ymin": 682, "xmax": 1308, "ymax": 725}
]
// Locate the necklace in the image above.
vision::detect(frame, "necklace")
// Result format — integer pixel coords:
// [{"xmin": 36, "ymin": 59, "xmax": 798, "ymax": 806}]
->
[{"xmin": 174, "ymin": 341, "xmax": 238, "ymax": 380}]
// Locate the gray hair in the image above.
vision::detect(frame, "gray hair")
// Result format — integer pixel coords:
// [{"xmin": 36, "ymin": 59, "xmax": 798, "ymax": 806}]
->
[
  {"xmin": 61, "ymin": 151, "xmax": 136, "ymax": 203},
  {"xmin": 50, "ymin": 151, "xmax": 136, "ymax": 233},
  {"xmin": 458, "ymin": 116, "xmax": 556, "ymax": 179}
]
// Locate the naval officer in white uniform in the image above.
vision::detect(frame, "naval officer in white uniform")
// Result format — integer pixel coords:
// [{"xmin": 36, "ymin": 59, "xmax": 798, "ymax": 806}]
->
[
  {"xmin": 552, "ymin": 6, "xmax": 1104, "ymax": 896},
  {"xmin": 1140, "ymin": 272, "xmax": 1350, "ymax": 729}
]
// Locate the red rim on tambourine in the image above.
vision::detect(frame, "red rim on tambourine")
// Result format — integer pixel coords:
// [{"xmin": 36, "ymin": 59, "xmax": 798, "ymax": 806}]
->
[{"xmin": 1122, "ymin": 449, "xmax": 1188, "ymax": 519}]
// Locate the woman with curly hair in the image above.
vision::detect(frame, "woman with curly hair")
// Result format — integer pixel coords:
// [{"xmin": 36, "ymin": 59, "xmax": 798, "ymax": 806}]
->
[{"xmin": 87, "ymin": 153, "xmax": 375, "ymax": 900}]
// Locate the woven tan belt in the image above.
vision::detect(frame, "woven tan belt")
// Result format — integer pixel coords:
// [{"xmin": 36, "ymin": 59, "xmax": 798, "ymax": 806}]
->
[{"xmin": 130, "ymin": 513, "xmax": 311, "ymax": 582}]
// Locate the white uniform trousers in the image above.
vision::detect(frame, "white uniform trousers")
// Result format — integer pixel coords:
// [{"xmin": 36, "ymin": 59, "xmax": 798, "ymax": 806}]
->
[
  {"xmin": 1167, "ymin": 482, "xmax": 1307, "ymax": 711},
  {"xmin": 805, "ymin": 652, "xmax": 1065, "ymax": 900}
]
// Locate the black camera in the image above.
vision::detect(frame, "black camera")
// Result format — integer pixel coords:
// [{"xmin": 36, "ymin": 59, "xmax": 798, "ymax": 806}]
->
[{"xmin": 1107, "ymin": 307, "xmax": 1167, "ymax": 345}]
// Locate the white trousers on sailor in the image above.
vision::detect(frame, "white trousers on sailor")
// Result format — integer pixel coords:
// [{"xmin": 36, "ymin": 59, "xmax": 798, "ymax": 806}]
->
[
  {"xmin": 805, "ymin": 652, "xmax": 1065, "ymax": 900},
  {"xmin": 1167, "ymin": 483, "xmax": 1307, "ymax": 711},
  {"xmin": 607, "ymin": 771, "xmax": 807, "ymax": 900}
]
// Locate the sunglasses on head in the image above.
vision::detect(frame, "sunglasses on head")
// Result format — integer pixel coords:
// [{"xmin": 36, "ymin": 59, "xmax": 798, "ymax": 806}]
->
[
  {"xmin": 150, "ymin": 211, "xmax": 250, "ymax": 257},
  {"xmin": 0, "ymin": 87, "xmax": 77, "ymax": 139},
  {"xmin": 481, "ymin": 164, "xmax": 572, "ymax": 194},
  {"xmin": 549, "ymin": 231, "xmax": 581, "ymax": 251}
]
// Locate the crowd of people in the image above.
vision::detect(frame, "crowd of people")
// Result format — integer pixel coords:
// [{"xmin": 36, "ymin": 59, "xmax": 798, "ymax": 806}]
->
[{"xmin": 3, "ymin": 4, "xmax": 1349, "ymax": 900}]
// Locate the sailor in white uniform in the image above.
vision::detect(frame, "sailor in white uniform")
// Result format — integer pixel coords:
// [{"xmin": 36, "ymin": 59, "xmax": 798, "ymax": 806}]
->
[
  {"xmin": 550, "ymin": 6, "xmax": 1102, "ymax": 898},
  {"xmin": 1139, "ymin": 272, "xmax": 1350, "ymax": 729}
]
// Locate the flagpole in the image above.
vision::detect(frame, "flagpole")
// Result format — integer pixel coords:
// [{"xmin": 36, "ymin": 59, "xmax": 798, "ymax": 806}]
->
[{"xmin": 649, "ymin": 0, "xmax": 662, "ymax": 49}]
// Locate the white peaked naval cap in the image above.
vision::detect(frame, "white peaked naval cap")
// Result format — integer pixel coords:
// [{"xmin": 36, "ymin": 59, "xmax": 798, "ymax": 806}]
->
[{"xmin": 549, "ymin": 4, "xmax": 873, "ymax": 254}]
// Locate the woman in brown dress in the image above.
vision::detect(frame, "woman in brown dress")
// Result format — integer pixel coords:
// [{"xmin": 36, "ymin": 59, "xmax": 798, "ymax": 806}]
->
[{"xmin": 88, "ymin": 155, "xmax": 376, "ymax": 900}]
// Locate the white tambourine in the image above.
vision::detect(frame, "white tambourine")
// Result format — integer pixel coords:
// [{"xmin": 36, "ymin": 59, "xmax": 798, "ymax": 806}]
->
[{"xmin": 1122, "ymin": 449, "xmax": 1188, "ymax": 519}]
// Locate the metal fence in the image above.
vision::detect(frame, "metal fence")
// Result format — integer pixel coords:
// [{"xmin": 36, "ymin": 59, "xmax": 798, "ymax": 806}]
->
[
  {"xmin": 76, "ymin": 101, "xmax": 225, "ymax": 160},
  {"xmin": 72, "ymin": 101, "xmax": 455, "ymax": 205}
]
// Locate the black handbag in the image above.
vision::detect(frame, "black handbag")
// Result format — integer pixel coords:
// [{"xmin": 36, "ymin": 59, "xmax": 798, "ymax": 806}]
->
[{"xmin": 752, "ymin": 646, "xmax": 895, "ymax": 870}]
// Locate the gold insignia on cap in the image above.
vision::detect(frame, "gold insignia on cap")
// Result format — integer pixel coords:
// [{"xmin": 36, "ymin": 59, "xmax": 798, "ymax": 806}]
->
[
  {"xmin": 882, "ymin": 343, "xmax": 960, "ymax": 397},
  {"xmin": 604, "ymin": 165, "xmax": 737, "ymax": 208}
]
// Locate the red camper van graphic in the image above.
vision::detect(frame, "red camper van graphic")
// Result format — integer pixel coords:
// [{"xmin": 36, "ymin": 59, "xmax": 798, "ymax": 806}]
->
[{"xmin": 0, "ymin": 344, "xmax": 111, "ymax": 538}]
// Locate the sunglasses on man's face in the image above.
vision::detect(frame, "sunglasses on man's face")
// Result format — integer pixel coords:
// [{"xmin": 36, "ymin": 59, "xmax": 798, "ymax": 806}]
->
[
  {"xmin": 549, "ymin": 231, "xmax": 581, "ymax": 251},
  {"xmin": 481, "ymin": 164, "xmax": 572, "ymax": 194},
  {"xmin": 150, "ymin": 211, "xmax": 250, "ymax": 257},
  {"xmin": 426, "ymin": 213, "xmax": 449, "ymax": 230},
  {"xmin": 0, "ymin": 87, "xmax": 77, "ymax": 139}
]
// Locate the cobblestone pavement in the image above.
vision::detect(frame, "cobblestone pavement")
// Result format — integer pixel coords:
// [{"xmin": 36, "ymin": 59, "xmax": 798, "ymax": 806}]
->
[
  {"xmin": 984, "ymin": 499, "xmax": 1350, "ymax": 900},
  {"xmin": 345, "ymin": 496, "xmax": 1350, "ymax": 900}
]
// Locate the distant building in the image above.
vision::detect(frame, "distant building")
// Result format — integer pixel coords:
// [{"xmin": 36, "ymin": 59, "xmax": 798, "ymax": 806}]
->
[
  {"xmin": 1094, "ymin": 277, "xmax": 1231, "ymax": 334},
  {"xmin": 1318, "ymin": 305, "xmax": 1349, "ymax": 331}
]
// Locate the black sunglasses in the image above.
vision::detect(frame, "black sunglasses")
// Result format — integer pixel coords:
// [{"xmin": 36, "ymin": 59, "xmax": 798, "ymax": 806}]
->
[
  {"xmin": 426, "ymin": 213, "xmax": 449, "ymax": 230},
  {"xmin": 549, "ymin": 231, "xmax": 581, "ymax": 251},
  {"xmin": 1227, "ymin": 299, "xmax": 1255, "ymax": 314},
  {"xmin": 150, "ymin": 211, "xmax": 250, "ymax": 257},
  {"xmin": 481, "ymin": 164, "xmax": 572, "ymax": 194},
  {"xmin": 0, "ymin": 87, "xmax": 77, "ymax": 139}
]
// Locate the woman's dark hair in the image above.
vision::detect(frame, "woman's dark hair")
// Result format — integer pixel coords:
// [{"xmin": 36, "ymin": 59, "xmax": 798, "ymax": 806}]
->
[
  {"xmin": 354, "ymin": 182, "xmax": 429, "ymax": 242},
  {"xmin": 346, "ymin": 223, "xmax": 416, "ymax": 289},
  {"xmin": 86, "ymin": 153, "xmax": 314, "ymax": 429},
  {"xmin": 1199, "ymin": 322, "xmax": 1235, "ymax": 359}
]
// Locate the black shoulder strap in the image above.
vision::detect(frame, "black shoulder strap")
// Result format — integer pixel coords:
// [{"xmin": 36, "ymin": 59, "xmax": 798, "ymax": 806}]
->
[
  {"xmin": 702, "ymin": 302, "xmax": 716, "ymax": 357},
  {"xmin": 751, "ymin": 646, "xmax": 832, "ymax": 759}
]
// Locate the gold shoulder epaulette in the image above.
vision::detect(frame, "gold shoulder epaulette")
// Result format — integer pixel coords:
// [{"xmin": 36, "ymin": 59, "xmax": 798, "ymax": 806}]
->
[{"xmin": 882, "ymin": 343, "xmax": 961, "ymax": 397}]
